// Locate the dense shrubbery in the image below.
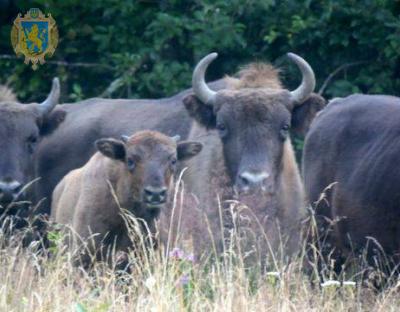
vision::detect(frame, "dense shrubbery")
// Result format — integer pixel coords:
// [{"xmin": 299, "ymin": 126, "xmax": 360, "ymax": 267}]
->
[{"xmin": 0, "ymin": 0, "xmax": 399, "ymax": 102}]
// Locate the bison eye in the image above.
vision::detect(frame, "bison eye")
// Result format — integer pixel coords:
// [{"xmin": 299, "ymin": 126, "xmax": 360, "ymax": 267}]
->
[
  {"xmin": 171, "ymin": 157, "xmax": 177, "ymax": 166},
  {"xmin": 217, "ymin": 123, "xmax": 226, "ymax": 131},
  {"xmin": 28, "ymin": 135, "xmax": 38, "ymax": 143},
  {"xmin": 216, "ymin": 123, "xmax": 227, "ymax": 137},
  {"xmin": 27, "ymin": 135, "xmax": 38, "ymax": 153},
  {"xmin": 127, "ymin": 158, "xmax": 135, "ymax": 170},
  {"xmin": 280, "ymin": 124, "xmax": 290, "ymax": 140}
]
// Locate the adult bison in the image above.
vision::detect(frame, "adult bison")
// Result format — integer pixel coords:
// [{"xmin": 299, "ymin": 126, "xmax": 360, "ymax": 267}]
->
[
  {"xmin": 34, "ymin": 80, "xmax": 225, "ymax": 216},
  {"xmin": 303, "ymin": 94, "xmax": 400, "ymax": 271},
  {"xmin": 0, "ymin": 78, "xmax": 65, "ymax": 228},
  {"xmin": 51, "ymin": 130, "xmax": 202, "ymax": 267},
  {"xmin": 163, "ymin": 52, "xmax": 326, "ymax": 264}
]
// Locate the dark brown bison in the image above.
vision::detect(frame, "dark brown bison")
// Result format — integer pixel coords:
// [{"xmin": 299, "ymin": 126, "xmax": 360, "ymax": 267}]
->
[
  {"xmin": 162, "ymin": 53, "xmax": 326, "ymax": 263},
  {"xmin": 51, "ymin": 130, "xmax": 202, "ymax": 266},
  {"xmin": 34, "ymin": 80, "xmax": 225, "ymax": 216},
  {"xmin": 303, "ymin": 94, "xmax": 400, "ymax": 271},
  {"xmin": 0, "ymin": 78, "xmax": 65, "ymax": 224}
]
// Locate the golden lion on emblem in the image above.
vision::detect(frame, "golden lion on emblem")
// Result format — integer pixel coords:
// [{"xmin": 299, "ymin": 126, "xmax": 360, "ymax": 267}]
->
[{"xmin": 23, "ymin": 24, "xmax": 47, "ymax": 54}]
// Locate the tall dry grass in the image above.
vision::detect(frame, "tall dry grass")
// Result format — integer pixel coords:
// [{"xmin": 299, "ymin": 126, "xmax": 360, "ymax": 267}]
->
[{"xmin": 1, "ymin": 185, "xmax": 400, "ymax": 311}]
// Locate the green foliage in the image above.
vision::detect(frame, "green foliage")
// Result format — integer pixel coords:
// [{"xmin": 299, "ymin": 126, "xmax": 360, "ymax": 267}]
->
[
  {"xmin": 46, "ymin": 226, "xmax": 64, "ymax": 254},
  {"xmin": 0, "ymin": 0, "xmax": 399, "ymax": 102}
]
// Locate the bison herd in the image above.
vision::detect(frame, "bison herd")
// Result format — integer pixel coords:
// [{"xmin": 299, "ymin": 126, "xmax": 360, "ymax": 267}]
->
[{"xmin": 0, "ymin": 52, "xmax": 399, "ymax": 277}]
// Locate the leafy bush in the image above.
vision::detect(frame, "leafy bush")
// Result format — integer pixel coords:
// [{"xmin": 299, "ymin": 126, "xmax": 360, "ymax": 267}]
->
[{"xmin": 0, "ymin": 0, "xmax": 399, "ymax": 102}]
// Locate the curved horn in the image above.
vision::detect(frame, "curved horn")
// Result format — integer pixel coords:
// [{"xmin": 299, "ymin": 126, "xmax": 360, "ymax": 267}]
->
[
  {"xmin": 171, "ymin": 135, "xmax": 181, "ymax": 142},
  {"xmin": 38, "ymin": 77, "xmax": 60, "ymax": 115},
  {"xmin": 287, "ymin": 53, "xmax": 315, "ymax": 105},
  {"xmin": 120, "ymin": 135, "xmax": 130, "ymax": 143},
  {"xmin": 192, "ymin": 53, "xmax": 218, "ymax": 106}
]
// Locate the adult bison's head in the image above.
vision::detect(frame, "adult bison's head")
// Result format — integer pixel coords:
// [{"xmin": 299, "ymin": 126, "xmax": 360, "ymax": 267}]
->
[
  {"xmin": 96, "ymin": 131, "xmax": 203, "ymax": 212},
  {"xmin": 0, "ymin": 78, "xmax": 66, "ymax": 208},
  {"xmin": 184, "ymin": 53, "xmax": 325, "ymax": 196}
]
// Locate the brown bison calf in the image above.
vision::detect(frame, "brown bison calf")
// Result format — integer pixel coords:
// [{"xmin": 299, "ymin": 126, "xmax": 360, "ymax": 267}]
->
[{"xmin": 51, "ymin": 130, "xmax": 202, "ymax": 267}]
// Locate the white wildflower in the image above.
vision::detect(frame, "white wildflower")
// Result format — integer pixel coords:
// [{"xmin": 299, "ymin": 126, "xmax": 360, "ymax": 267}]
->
[
  {"xmin": 145, "ymin": 275, "xmax": 156, "ymax": 291},
  {"xmin": 266, "ymin": 271, "xmax": 280, "ymax": 278},
  {"xmin": 266, "ymin": 271, "xmax": 281, "ymax": 286},
  {"xmin": 321, "ymin": 280, "xmax": 340, "ymax": 288}
]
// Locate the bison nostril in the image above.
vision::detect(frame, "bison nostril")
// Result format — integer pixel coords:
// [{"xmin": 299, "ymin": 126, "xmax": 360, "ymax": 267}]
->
[
  {"xmin": 262, "ymin": 177, "xmax": 269, "ymax": 186},
  {"xmin": 12, "ymin": 184, "xmax": 22, "ymax": 195},
  {"xmin": 144, "ymin": 189, "xmax": 154, "ymax": 197},
  {"xmin": 159, "ymin": 189, "xmax": 167, "ymax": 197},
  {"xmin": 0, "ymin": 180, "xmax": 22, "ymax": 197},
  {"xmin": 238, "ymin": 171, "xmax": 270, "ymax": 190},
  {"xmin": 144, "ymin": 186, "xmax": 168, "ymax": 203},
  {"xmin": 239, "ymin": 175, "xmax": 250, "ymax": 187}
]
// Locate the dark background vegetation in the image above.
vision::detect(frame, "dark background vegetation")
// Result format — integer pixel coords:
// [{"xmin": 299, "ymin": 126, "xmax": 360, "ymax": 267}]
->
[{"xmin": 0, "ymin": 0, "xmax": 399, "ymax": 103}]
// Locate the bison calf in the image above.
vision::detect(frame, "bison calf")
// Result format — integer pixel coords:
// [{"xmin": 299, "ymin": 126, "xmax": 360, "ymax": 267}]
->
[{"xmin": 51, "ymin": 130, "xmax": 202, "ymax": 267}]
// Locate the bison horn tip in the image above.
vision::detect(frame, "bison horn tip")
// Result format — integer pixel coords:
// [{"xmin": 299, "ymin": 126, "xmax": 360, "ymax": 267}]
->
[
  {"xmin": 120, "ymin": 135, "xmax": 130, "ymax": 143},
  {"xmin": 192, "ymin": 53, "xmax": 218, "ymax": 106},
  {"xmin": 38, "ymin": 77, "xmax": 60, "ymax": 115},
  {"xmin": 287, "ymin": 52, "xmax": 315, "ymax": 105},
  {"xmin": 171, "ymin": 135, "xmax": 181, "ymax": 142}
]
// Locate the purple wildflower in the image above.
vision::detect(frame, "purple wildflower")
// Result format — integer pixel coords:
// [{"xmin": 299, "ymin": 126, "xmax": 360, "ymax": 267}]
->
[
  {"xmin": 169, "ymin": 247, "xmax": 184, "ymax": 260},
  {"xmin": 185, "ymin": 253, "xmax": 196, "ymax": 263},
  {"xmin": 177, "ymin": 274, "xmax": 190, "ymax": 287}
]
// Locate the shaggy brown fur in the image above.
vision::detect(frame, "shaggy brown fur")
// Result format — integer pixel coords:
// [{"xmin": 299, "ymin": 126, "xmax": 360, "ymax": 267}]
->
[
  {"xmin": 128, "ymin": 130, "xmax": 173, "ymax": 146},
  {"xmin": 225, "ymin": 63, "xmax": 282, "ymax": 90},
  {"xmin": 172, "ymin": 61, "xmax": 325, "ymax": 265},
  {"xmin": 51, "ymin": 130, "xmax": 202, "ymax": 267}
]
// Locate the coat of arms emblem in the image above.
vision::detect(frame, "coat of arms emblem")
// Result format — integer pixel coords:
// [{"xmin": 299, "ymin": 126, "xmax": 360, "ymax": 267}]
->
[{"xmin": 10, "ymin": 8, "xmax": 58, "ymax": 70}]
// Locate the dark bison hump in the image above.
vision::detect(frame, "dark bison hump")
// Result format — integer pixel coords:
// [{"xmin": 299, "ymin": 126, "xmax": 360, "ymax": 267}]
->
[{"xmin": 303, "ymin": 94, "xmax": 400, "ymax": 258}]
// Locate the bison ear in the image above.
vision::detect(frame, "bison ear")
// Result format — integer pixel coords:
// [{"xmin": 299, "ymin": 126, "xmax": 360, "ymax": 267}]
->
[
  {"xmin": 39, "ymin": 109, "xmax": 67, "ymax": 136},
  {"xmin": 291, "ymin": 93, "xmax": 326, "ymax": 138},
  {"xmin": 177, "ymin": 141, "xmax": 203, "ymax": 160},
  {"xmin": 183, "ymin": 94, "xmax": 216, "ymax": 129},
  {"xmin": 95, "ymin": 138, "xmax": 126, "ymax": 161}
]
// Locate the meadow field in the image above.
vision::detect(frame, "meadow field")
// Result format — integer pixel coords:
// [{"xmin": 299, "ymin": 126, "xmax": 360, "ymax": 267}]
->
[{"xmin": 1, "ymin": 187, "xmax": 399, "ymax": 312}]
